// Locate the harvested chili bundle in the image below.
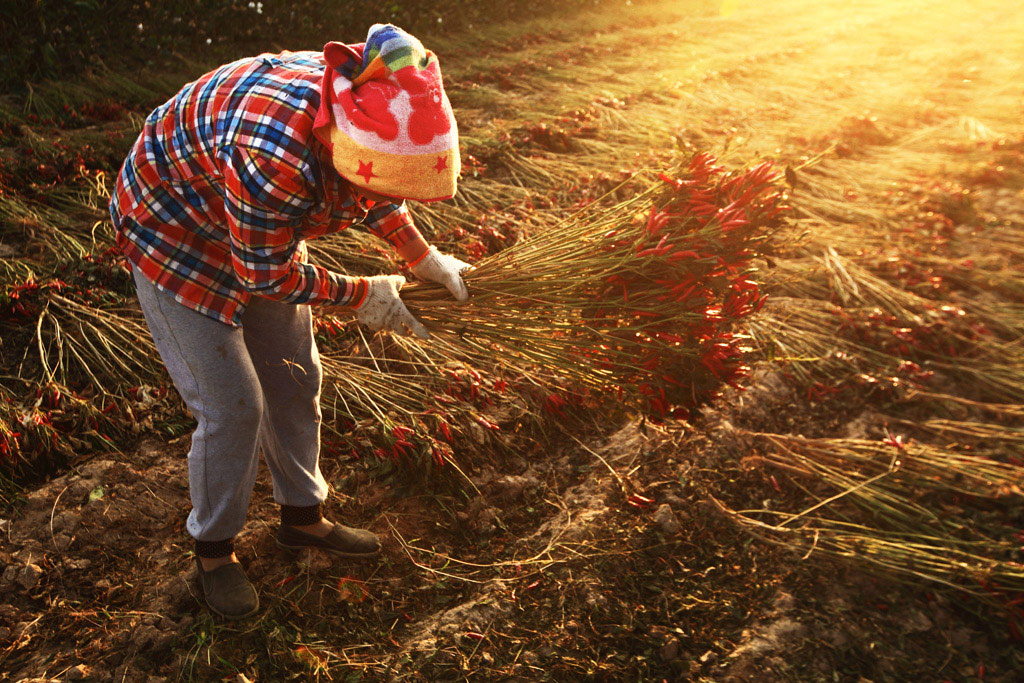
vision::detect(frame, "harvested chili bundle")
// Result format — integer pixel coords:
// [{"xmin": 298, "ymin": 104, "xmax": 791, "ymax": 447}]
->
[{"xmin": 403, "ymin": 153, "xmax": 787, "ymax": 418}]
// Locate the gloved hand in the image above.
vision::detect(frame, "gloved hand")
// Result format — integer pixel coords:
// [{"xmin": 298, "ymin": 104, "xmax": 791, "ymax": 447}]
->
[
  {"xmin": 354, "ymin": 275, "xmax": 430, "ymax": 339},
  {"xmin": 409, "ymin": 246, "xmax": 470, "ymax": 302}
]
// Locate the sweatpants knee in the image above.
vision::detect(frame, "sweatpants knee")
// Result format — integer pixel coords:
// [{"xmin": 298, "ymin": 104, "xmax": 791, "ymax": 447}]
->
[{"xmin": 192, "ymin": 383, "xmax": 264, "ymax": 447}]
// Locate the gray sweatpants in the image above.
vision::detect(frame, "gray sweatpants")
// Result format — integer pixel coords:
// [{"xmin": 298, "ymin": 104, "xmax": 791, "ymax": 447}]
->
[{"xmin": 132, "ymin": 269, "xmax": 328, "ymax": 543}]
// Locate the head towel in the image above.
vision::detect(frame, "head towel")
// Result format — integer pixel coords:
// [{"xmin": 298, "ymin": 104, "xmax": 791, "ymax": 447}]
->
[{"xmin": 313, "ymin": 24, "xmax": 460, "ymax": 202}]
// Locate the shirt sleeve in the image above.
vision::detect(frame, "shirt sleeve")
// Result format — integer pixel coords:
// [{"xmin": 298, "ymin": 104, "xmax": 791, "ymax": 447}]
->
[
  {"xmin": 220, "ymin": 145, "xmax": 367, "ymax": 306},
  {"xmin": 360, "ymin": 201, "xmax": 430, "ymax": 264}
]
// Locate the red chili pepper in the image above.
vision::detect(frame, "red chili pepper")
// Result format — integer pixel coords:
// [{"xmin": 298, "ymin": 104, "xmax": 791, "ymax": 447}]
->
[
  {"xmin": 627, "ymin": 493, "xmax": 655, "ymax": 508},
  {"xmin": 883, "ymin": 432, "xmax": 907, "ymax": 451},
  {"xmin": 431, "ymin": 445, "xmax": 446, "ymax": 469},
  {"xmin": 688, "ymin": 201, "xmax": 718, "ymax": 216},
  {"xmin": 732, "ymin": 279, "xmax": 759, "ymax": 293},
  {"xmin": 669, "ymin": 276, "xmax": 695, "ymax": 293},
  {"xmin": 655, "ymin": 332, "xmax": 685, "ymax": 344},
  {"xmin": 475, "ymin": 416, "xmax": 500, "ymax": 431},
  {"xmin": 637, "ymin": 243, "xmax": 673, "ymax": 258},
  {"xmin": 658, "ymin": 173, "xmax": 681, "ymax": 191},
  {"xmin": 668, "ymin": 250, "xmax": 700, "ymax": 262},
  {"xmin": 674, "ymin": 285, "xmax": 698, "ymax": 302},
  {"xmin": 392, "ymin": 425, "xmax": 414, "ymax": 439},
  {"xmin": 645, "ymin": 209, "xmax": 672, "ymax": 235},
  {"xmin": 647, "ymin": 396, "xmax": 667, "ymax": 414},
  {"xmin": 275, "ymin": 575, "xmax": 298, "ymax": 588},
  {"xmin": 702, "ymin": 356, "xmax": 723, "ymax": 377},
  {"xmin": 720, "ymin": 216, "xmax": 748, "ymax": 231}
]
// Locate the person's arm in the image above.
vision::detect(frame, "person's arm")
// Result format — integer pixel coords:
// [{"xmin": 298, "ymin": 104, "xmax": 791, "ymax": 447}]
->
[
  {"xmin": 220, "ymin": 145, "xmax": 367, "ymax": 306},
  {"xmin": 220, "ymin": 146, "xmax": 429, "ymax": 337},
  {"xmin": 361, "ymin": 201, "xmax": 430, "ymax": 265},
  {"xmin": 361, "ymin": 201, "xmax": 470, "ymax": 301}
]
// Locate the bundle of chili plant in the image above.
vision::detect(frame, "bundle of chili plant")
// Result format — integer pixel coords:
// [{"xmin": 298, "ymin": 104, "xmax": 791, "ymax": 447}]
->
[{"xmin": 403, "ymin": 153, "xmax": 787, "ymax": 417}]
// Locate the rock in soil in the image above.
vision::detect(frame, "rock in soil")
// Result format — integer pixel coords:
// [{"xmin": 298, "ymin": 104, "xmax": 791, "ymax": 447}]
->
[
  {"xmin": 16, "ymin": 564, "xmax": 44, "ymax": 590},
  {"xmin": 659, "ymin": 637, "xmax": 683, "ymax": 662},
  {"xmin": 65, "ymin": 664, "xmax": 91, "ymax": 680},
  {"xmin": 653, "ymin": 503, "xmax": 681, "ymax": 534}
]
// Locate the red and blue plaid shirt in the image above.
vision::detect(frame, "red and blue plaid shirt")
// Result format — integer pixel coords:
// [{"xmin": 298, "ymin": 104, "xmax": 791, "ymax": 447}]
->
[{"xmin": 110, "ymin": 50, "xmax": 427, "ymax": 327}]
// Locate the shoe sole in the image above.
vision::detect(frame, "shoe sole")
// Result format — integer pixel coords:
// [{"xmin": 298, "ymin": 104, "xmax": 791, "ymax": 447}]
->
[
  {"xmin": 195, "ymin": 561, "xmax": 260, "ymax": 621},
  {"xmin": 275, "ymin": 537, "xmax": 381, "ymax": 559},
  {"xmin": 207, "ymin": 597, "xmax": 260, "ymax": 621}
]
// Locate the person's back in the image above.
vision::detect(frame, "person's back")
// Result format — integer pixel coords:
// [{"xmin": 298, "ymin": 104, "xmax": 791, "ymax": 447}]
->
[
  {"xmin": 111, "ymin": 49, "xmax": 422, "ymax": 325},
  {"xmin": 116, "ymin": 51, "xmax": 325, "ymax": 226}
]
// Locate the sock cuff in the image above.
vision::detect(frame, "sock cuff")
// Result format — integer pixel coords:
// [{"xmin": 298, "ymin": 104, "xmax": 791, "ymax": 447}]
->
[
  {"xmin": 281, "ymin": 503, "xmax": 322, "ymax": 526},
  {"xmin": 195, "ymin": 537, "xmax": 235, "ymax": 559}
]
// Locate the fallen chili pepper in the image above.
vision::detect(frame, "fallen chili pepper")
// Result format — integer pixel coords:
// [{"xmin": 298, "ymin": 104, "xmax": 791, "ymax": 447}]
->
[{"xmin": 627, "ymin": 493, "xmax": 655, "ymax": 508}]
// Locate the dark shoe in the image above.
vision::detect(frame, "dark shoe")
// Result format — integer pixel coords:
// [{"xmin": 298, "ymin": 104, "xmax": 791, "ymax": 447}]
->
[
  {"xmin": 276, "ymin": 522, "xmax": 381, "ymax": 558},
  {"xmin": 195, "ymin": 558, "xmax": 259, "ymax": 620}
]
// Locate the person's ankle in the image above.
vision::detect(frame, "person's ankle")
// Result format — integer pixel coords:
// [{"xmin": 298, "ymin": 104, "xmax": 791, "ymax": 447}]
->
[
  {"xmin": 280, "ymin": 503, "xmax": 330, "ymax": 536},
  {"xmin": 199, "ymin": 552, "xmax": 238, "ymax": 572}
]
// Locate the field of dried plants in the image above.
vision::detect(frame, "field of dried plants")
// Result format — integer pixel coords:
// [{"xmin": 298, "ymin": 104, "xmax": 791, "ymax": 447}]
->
[{"xmin": 1, "ymin": 0, "xmax": 1023, "ymax": 680}]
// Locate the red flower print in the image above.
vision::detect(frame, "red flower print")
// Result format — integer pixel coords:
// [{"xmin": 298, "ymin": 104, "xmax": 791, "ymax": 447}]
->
[
  {"xmin": 337, "ymin": 80, "xmax": 400, "ymax": 141},
  {"xmin": 394, "ymin": 62, "xmax": 451, "ymax": 146}
]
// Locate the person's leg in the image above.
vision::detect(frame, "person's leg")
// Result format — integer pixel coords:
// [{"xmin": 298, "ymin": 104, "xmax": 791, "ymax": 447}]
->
[
  {"xmin": 132, "ymin": 270, "xmax": 264, "ymax": 569},
  {"xmin": 240, "ymin": 298, "xmax": 328, "ymax": 515},
  {"xmin": 241, "ymin": 297, "xmax": 379, "ymax": 557}
]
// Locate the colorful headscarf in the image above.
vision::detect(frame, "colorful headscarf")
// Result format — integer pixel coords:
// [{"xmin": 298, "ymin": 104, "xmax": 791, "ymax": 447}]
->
[{"xmin": 313, "ymin": 24, "xmax": 460, "ymax": 202}]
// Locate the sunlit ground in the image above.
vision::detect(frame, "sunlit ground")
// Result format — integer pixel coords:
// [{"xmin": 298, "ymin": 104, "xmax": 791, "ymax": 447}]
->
[{"xmin": 2, "ymin": 0, "xmax": 1024, "ymax": 680}]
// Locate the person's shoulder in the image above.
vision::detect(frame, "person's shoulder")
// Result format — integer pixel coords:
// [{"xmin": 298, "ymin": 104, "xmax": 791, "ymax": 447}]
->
[
  {"xmin": 211, "ymin": 51, "xmax": 324, "ymax": 102},
  {"xmin": 188, "ymin": 51, "xmax": 324, "ymax": 93},
  {"xmin": 263, "ymin": 50, "xmax": 326, "ymax": 70},
  {"xmin": 236, "ymin": 52, "xmax": 323, "ymax": 119},
  {"xmin": 249, "ymin": 50, "xmax": 325, "ymax": 85},
  {"xmin": 217, "ymin": 52, "xmax": 325, "ymax": 169}
]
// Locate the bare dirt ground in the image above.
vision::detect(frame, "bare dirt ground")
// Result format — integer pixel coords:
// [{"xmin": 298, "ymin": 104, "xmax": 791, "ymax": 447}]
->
[
  {"xmin": 3, "ymin": 382, "xmax": 1016, "ymax": 682},
  {"xmin": 2, "ymin": 0, "xmax": 1023, "ymax": 681}
]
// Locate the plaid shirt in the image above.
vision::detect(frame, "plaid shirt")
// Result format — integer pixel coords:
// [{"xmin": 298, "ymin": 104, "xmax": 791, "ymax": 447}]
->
[{"xmin": 110, "ymin": 50, "xmax": 427, "ymax": 327}]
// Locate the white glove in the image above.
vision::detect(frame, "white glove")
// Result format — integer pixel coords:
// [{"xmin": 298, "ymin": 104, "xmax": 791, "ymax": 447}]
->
[
  {"xmin": 354, "ymin": 275, "xmax": 430, "ymax": 339},
  {"xmin": 409, "ymin": 246, "xmax": 470, "ymax": 302}
]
